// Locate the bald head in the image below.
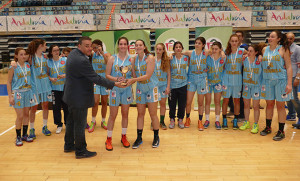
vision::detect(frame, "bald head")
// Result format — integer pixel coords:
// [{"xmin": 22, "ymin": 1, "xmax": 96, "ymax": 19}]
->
[{"xmin": 286, "ymin": 32, "xmax": 295, "ymax": 45}]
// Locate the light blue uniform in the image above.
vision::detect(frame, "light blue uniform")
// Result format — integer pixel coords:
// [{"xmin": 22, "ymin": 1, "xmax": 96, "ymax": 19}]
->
[
  {"xmin": 170, "ymin": 55, "xmax": 188, "ymax": 89},
  {"xmin": 206, "ymin": 55, "xmax": 224, "ymax": 93},
  {"xmin": 10, "ymin": 62, "xmax": 37, "ymax": 108},
  {"xmin": 187, "ymin": 50, "xmax": 208, "ymax": 94},
  {"xmin": 48, "ymin": 57, "xmax": 67, "ymax": 91},
  {"xmin": 92, "ymin": 52, "xmax": 109, "ymax": 95},
  {"xmin": 135, "ymin": 54, "xmax": 160, "ymax": 104},
  {"xmin": 156, "ymin": 59, "xmax": 168, "ymax": 99},
  {"xmin": 222, "ymin": 48, "xmax": 245, "ymax": 98},
  {"xmin": 31, "ymin": 54, "xmax": 52, "ymax": 104},
  {"xmin": 261, "ymin": 45, "xmax": 292, "ymax": 101},
  {"xmin": 109, "ymin": 55, "xmax": 133, "ymax": 106},
  {"xmin": 242, "ymin": 57, "xmax": 262, "ymax": 100}
]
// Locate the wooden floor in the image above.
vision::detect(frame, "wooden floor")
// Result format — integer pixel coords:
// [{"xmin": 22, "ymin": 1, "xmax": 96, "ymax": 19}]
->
[{"xmin": 1, "ymin": 73, "xmax": 300, "ymax": 181}]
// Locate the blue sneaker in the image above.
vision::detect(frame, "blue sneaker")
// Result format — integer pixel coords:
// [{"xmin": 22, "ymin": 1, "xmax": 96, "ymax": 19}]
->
[
  {"xmin": 203, "ymin": 120, "xmax": 210, "ymax": 129},
  {"xmin": 132, "ymin": 138, "xmax": 143, "ymax": 149},
  {"xmin": 222, "ymin": 118, "xmax": 228, "ymax": 130},
  {"xmin": 22, "ymin": 134, "xmax": 33, "ymax": 142},
  {"xmin": 215, "ymin": 121, "xmax": 221, "ymax": 130},
  {"xmin": 29, "ymin": 128, "xmax": 36, "ymax": 139},
  {"xmin": 233, "ymin": 118, "xmax": 239, "ymax": 130},
  {"xmin": 16, "ymin": 136, "xmax": 23, "ymax": 146},
  {"xmin": 286, "ymin": 115, "xmax": 296, "ymax": 121},
  {"xmin": 42, "ymin": 126, "xmax": 51, "ymax": 136}
]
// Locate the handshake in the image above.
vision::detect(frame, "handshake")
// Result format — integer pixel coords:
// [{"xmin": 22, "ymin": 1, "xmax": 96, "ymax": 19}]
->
[{"xmin": 114, "ymin": 76, "xmax": 135, "ymax": 88}]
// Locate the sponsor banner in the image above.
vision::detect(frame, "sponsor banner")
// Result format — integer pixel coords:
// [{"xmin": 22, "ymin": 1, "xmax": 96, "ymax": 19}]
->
[
  {"xmin": 7, "ymin": 15, "xmax": 49, "ymax": 31},
  {"xmin": 82, "ymin": 31, "xmax": 115, "ymax": 54},
  {"xmin": 0, "ymin": 16, "xmax": 7, "ymax": 32},
  {"xmin": 206, "ymin": 11, "xmax": 252, "ymax": 27},
  {"xmin": 267, "ymin": 10, "xmax": 300, "ymax": 26},
  {"xmin": 49, "ymin": 14, "xmax": 95, "ymax": 31},
  {"xmin": 155, "ymin": 28, "xmax": 189, "ymax": 56},
  {"xmin": 115, "ymin": 12, "xmax": 205, "ymax": 29}
]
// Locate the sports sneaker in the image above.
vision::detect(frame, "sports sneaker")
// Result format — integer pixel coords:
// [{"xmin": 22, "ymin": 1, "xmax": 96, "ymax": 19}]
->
[
  {"xmin": 152, "ymin": 136, "xmax": 160, "ymax": 148},
  {"xmin": 85, "ymin": 123, "xmax": 90, "ymax": 129},
  {"xmin": 251, "ymin": 123, "xmax": 259, "ymax": 134},
  {"xmin": 160, "ymin": 122, "xmax": 167, "ymax": 130},
  {"xmin": 292, "ymin": 120, "xmax": 300, "ymax": 129},
  {"xmin": 21, "ymin": 134, "xmax": 33, "ymax": 142},
  {"xmin": 56, "ymin": 126, "xmax": 63, "ymax": 134},
  {"xmin": 203, "ymin": 120, "xmax": 210, "ymax": 129},
  {"xmin": 132, "ymin": 138, "xmax": 143, "ymax": 149},
  {"xmin": 101, "ymin": 121, "xmax": 107, "ymax": 130},
  {"xmin": 42, "ymin": 126, "xmax": 51, "ymax": 136},
  {"xmin": 169, "ymin": 119, "xmax": 175, "ymax": 129},
  {"xmin": 184, "ymin": 117, "xmax": 191, "ymax": 128},
  {"xmin": 178, "ymin": 119, "xmax": 184, "ymax": 129},
  {"xmin": 239, "ymin": 121, "xmax": 250, "ymax": 130},
  {"xmin": 260, "ymin": 127, "xmax": 272, "ymax": 136},
  {"xmin": 121, "ymin": 134, "xmax": 130, "ymax": 148},
  {"xmin": 198, "ymin": 120, "xmax": 204, "ymax": 131},
  {"xmin": 233, "ymin": 118, "xmax": 239, "ymax": 130},
  {"xmin": 273, "ymin": 130, "xmax": 285, "ymax": 141},
  {"xmin": 105, "ymin": 137, "xmax": 113, "ymax": 151},
  {"xmin": 286, "ymin": 115, "xmax": 296, "ymax": 121},
  {"xmin": 29, "ymin": 128, "xmax": 36, "ymax": 139},
  {"xmin": 222, "ymin": 118, "xmax": 228, "ymax": 130},
  {"xmin": 215, "ymin": 121, "xmax": 221, "ymax": 130},
  {"xmin": 88, "ymin": 121, "xmax": 96, "ymax": 133},
  {"xmin": 16, "ymin": 136, "xmax": 23, "ymax": 146}
]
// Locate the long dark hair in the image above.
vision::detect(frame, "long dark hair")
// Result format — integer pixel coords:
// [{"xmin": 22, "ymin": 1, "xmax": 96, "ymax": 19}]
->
[
  {"xmin": 225, "ymin": 34, "xmax": 239, "ymax": 55},
  {"xmin": 272, "ymin": 30, "xmax": 290, "ymax": 51},
  {"xmin": 48, "ymin": 45, "xmax": 59, "ymax": 59},
  {"xmin": 136, "ymin": 39, "xmax": 150, "ymax": 55},
  {"xmin": 26, "ymin": 39, "xmax": 45, "ymax": 56},
  {"xmin": 173, "ymin": 41, "xmax": 184, "ymax": 52},
  {"xmin": 14, "ymin": 48, "xmax": 25, "ymax": 62},
  {"xmin": 155, "ymin": 43, "xmax": 170, "ymax": 72},
  {"xmin": 117, "ymin": 37, "xmax": 128, "ymax": 53}
]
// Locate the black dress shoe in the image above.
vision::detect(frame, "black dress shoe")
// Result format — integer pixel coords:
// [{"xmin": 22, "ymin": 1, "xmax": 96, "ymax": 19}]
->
[
  {"xmin": 64, "ymin": 147, "xmax": 75, "ymax": 153},
  {"xmin": 75, "ymin": 150, "xmax": 97, "ymax": 159}
]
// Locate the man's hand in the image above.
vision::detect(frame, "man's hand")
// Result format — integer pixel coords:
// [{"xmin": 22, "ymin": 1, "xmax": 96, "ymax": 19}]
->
[{"xmin": 114, "ymin": 81, "xmax": 126, "ymax": 88}]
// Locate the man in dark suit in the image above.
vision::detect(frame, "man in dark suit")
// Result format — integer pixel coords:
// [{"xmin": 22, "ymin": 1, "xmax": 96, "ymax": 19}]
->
[{"xmin": 63, "ymin": 36, "xmax": 124, "ymax": 159}]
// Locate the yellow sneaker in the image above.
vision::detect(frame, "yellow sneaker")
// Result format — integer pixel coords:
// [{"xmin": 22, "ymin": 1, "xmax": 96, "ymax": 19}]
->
[
  {"xmin": 239, "ymin": 121, "xmax": 250, "ymax": 131},
  {"xmin": 251, "ymin": 123, "xmax": 259, "ymax": 134}
]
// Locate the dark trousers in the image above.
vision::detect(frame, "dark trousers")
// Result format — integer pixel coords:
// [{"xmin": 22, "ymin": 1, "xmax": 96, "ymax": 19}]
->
[
  {"xmin": 52, "ymin": 90, "xmax": 69, "ymax": 127},
  {"xmin": 287, "ymin": 77, "xmax": 300, "ymax": 118},
  {"xmin": 168, "ymin": 85, "xmax": 187, "ymax": 119},
  {"xmin": 64, "ymin": 107, "xmax": 88, "ymax": 155}
]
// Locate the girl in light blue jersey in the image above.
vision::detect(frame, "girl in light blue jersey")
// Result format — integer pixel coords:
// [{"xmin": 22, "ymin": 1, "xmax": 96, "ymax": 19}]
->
[
  {"xmin": 7, "ymin": 48, "xmax": 37, "ymax": 146},
  {"xmin": 26, "ymin": 39, "xmax": 52, "ymax": 138},
  {"xmin": 222, "ymin": 34, "xmax": 247, "ymax": 130},
  {"xmin": 128, "ymin": 39, "xmax": 160, "ymax": 149},
  {"xmin": 47, "ymin": 45, "xmax": 68, "ymax": 134},
  {"xmin": 105, "ymin": 37, "xmax": 133, "ymax": 151},
  {"xmin": 155, "ymin": 43, "xmax": 170, "ymax": 130},
  {"xmin": 88, "ymin": 39, "xmax": 111, "ymax": 133},
  {"xmin": 206, "ymin": 41, "xmax": 225, "ymax": 130},
  {"xmin": 260, "ymin": 31, "xmax": 292, "ymax": 141}
]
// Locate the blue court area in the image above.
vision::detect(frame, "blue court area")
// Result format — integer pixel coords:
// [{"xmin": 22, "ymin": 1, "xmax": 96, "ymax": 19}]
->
[{"xmin": 0, "ymin": 84, "xmax": 8, "ymax": 96}]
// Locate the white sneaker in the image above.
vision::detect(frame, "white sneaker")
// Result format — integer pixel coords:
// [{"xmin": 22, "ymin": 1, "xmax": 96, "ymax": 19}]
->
[{"xmin": 56, "ymin": 127, "xmax": 63, "ymax": 134}]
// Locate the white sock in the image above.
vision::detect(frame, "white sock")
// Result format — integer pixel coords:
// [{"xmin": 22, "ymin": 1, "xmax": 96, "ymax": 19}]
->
[
  {"xmin": 30, "ymin": 122, "xmax": 34, "ymax": 129},
  {"xmin": 102, "ymin": 118, "xmax": 105, "ymax": 122},
  {"xmin": 122, "ymin": 128, "xmax": 127, "ymax": 135},
  {"xmin": 205, "ymin": 115, "xmax": 210, "ymax": 121},
  {"xmin": 216, "ymin": 115, "xmax": 220, "ymax": 122},
  {"xmin": 107, "ymin": 130, "xmax": 113, "ymax": 137},
  {"xmin": 43, "ymin": 119, "xmax": 47, "ymax": 127},
  {"xmin": 92, "ymin": 117, "xmax": 96, "ymax": 123}
]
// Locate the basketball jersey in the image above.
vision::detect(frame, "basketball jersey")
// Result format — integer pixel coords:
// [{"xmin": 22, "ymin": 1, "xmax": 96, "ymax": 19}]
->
[
  {"xmin": 135, "ymin": 54, "xmax": 159, "ymax": 92},
  {"xmin": 11, "ymin": 62, "xmax": 32, "ymax": 92},
  {"xmin": 243, "ymin": 57, "xmax": 262, "ymax": 86},
  {"xmin": 170, "ymin": 55, "xmax": 188, "ymax": 89},
  {"xmin": 262, "ymin": 45, "xmax": 286, "ymax": 80},
  {"xmin": 92, "ymin": 52, "xmax": 107, "ymax": 78},
  {"xmin": 111, "ymin": 54, "xmax": 132, "ymax": 92},
  {"xmin": 206, "ymin": 55, "xmax": 224, "ymax": 85},
  {"xmin": 188, "ymin": 49, "xmax": 207, "ymax": 82},
  {"xmin": 31, "ymin": 54, "xmax": 52, "ymax": 94},
  {"xmin": 156, "ymin": 59, "xmax": 168, "ymax": 87},
  {"xmin": 223, "ymin": 48, "xmax": 245, "ymax": 86},
  {"xmin": 48, "ymin": 57, "xmax": 67, "ymax": 91}
]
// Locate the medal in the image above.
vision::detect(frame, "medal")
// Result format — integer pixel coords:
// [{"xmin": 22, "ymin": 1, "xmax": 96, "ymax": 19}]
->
[
  {"xmin": 267, "ymin": 45, "xmax": 278, "ymax": 71},
  {"xmin": 17, "ymin": 62, "xmax": 30, "ymax": 88},
  {"xmin": 35, "ymin": 54, "xmax": 44, "ymax": 76},
  {"xmin": 249, "ymin": 77, "xmax": 252, "ymax": 82},
  {"xmin": 175, "ymin": 55, "xmax": 182, "ymax": 74},
  {"xmin": 267, "ymin": 66, "xmax": 270, "ymax": 69},
  {"xmin": 196, "ymin": 50, "xmax": 203, "ymax": 75}
]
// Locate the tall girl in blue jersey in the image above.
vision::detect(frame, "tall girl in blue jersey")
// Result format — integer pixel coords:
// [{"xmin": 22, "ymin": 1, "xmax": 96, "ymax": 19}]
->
[
  {"xmin": 7, "ymin": 48, "xmax": 37, "ymax": 146},
  {"xmin": 27, "ymin": 39, "xmax": 52, "ymax": 138},
  {"xmin": 260, "ymin": 31, "xmax": 292, "ymax": 141},
  {"xmin": 240, "ymin": 44, "xmax": 262, "ymax": 133},
  {"xmin": 168, "ymin": 41, "xmax": 189, "ymax": 129},
  {"xmin": 222, "ymin": 34, "xmax": 247, "ymax": 130},
  {"xmin": 128, "ymin": 39, "xmax": 160, "ymax": 148},
  {"xmin": 88, "ymin": 39, "xmax": 111, "ymax": 133},
  {"xmin": 206, "ymin": 42, "xmax": 225, "ymax": 130},
  {"xmin": 47, "ymin": 45, "xmax": 68, "ymax": 134},
  {"xmin": 155, "ymin": 43, "xmax": 170, "ymax": 130},
  {"xmin": 105, "ymin": 37, "xmax": 133, "ymax": 151}
]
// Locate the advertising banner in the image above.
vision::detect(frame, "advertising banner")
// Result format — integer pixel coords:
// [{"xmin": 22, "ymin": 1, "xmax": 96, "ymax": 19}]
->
[
  {"xmin": 206, "ymin": 11, "xmax": 252, "ymax": 27},
  {"xmin": 267, "ymin": 10, "xmax": 300, "ymax": 26}
]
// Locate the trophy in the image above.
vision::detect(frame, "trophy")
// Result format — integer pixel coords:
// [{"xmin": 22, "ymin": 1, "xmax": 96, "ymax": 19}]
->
[{"xmin": 119, "ymin": 65, "xmax": 132, "ymax": 86}]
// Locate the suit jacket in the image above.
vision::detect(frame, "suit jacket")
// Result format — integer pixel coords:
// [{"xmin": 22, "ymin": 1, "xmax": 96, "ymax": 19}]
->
[{"xmin": 63, "ymin": 48, "xmax": 115, "ymax": 109}]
